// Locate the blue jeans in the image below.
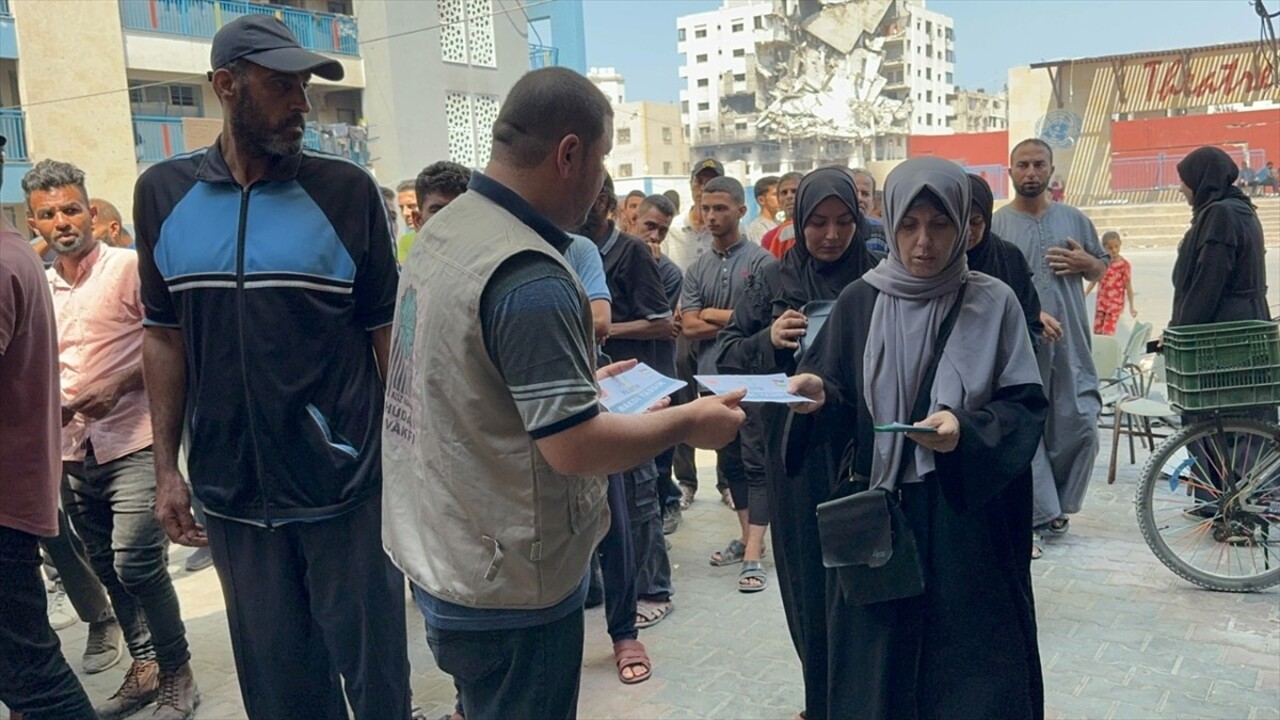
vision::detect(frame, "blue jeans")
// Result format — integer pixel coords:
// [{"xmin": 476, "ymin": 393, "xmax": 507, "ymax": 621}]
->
[
  {"xmin": 0, "ymin": 525, "xmax": 98, "ymax": 720},
  {"xmin": 426, "ymin": 607, "xmax": 585, "ymax": 720},
  {"xmin": 62, "ymin": 446, "xmax": 191, "ymax": 670}
]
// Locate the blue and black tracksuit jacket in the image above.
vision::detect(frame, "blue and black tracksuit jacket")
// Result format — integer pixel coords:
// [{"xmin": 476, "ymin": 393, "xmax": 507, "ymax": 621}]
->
[{"xmin": 134, "ymin": 142, "xmax": 399, "ymax": 525}]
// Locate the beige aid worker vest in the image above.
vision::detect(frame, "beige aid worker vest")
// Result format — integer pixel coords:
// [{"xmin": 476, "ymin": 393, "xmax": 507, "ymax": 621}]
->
[{"xmin": 381, "ymin": 188, "xmax": 610, "ymax": 610}]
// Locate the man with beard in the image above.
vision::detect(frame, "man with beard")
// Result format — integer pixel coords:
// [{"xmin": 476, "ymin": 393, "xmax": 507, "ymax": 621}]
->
[
  {"xmin": 579, "ymin": 175, "xmax": 678, "ymax": 654},
  {"xmin": 133, "ymin": 16, "xmax": 408, "ymax": 719},
  {"xmin": 25, "ymin": 160, "xmax": 198, "ymax": 719},
  {"xmin": 760, "ymin": 172, "xmax": 802, "ymax": 258},
  {"xmin": 89, "ymin": 199, "xmax": 134, "ymax": 248},
  {"xmin": 993, "ymin": 139, "xmax": 1108, "ymax": 552}
]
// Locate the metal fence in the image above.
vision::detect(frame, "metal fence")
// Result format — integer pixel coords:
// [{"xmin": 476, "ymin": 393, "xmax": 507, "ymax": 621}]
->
[
  {"xmin": 530, "ymin": 44, "xmax": 559, "ymax": 69},
  {"xmin": 0, "ymin": 0, "xmax": 11, "ymax": 16},
  {"xmin": 303, "ymin": 123, "xmax": 370, "ymax": 166},
  {"xmin": 964, "ymin": 164, "xmax": 1010, "ymax": 199},
  {"xmin": 1111, "ymin": 148, "xmax": 1266, "ymax": 192},
  {"xmin": 119, "ymin": 0, "xmax": 358, "ymax": 56},
  {"xmin": 134, "ymin": 116, "xmax": 185, "ymax": 163},
  {"xmin": 0, "ymin": 107, "xmax": 27, "ymax": 160}
]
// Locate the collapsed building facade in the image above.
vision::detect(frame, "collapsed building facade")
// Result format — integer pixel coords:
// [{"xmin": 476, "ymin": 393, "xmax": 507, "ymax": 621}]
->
[{"xmin": 678, "ymin": 0, "xmax": 956, "ymax": 178}]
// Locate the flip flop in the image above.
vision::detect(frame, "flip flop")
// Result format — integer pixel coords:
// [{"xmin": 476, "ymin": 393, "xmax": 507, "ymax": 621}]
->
[
  {"xmin": 1031, "ymin": 531, "xmax": 1043, "ymax": 560},
  {"xmin": 613, "ymin": 639, "xmax": 653, "ymax": 685},
  {"xmin": 635, "ymin": 598, "xmax": 674, "ymax": 629},
  {"xmin": 710, "ymin": 538, "xmax": 746, "ymax": 566},
  {"xmin": 738, "ymin": 561, "xmax": 768, "ymax": 593}
]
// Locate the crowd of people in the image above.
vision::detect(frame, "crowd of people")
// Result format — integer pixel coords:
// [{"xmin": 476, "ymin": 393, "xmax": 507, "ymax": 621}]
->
[{"xmin": 1, "ymin": 14, "xmax": 1274, "ymax": 720}]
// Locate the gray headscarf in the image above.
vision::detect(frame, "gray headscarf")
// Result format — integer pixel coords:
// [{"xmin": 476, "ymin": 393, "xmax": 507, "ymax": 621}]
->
[{"xmin": 861, "ymin": 158, "xmax": 972, "ymax": 491}]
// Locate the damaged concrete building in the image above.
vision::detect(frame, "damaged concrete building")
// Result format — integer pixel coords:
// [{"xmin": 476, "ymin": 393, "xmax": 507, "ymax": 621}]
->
[{"xmin": 678, "ymin": 0, "xmax": 956, "ymax": 179}]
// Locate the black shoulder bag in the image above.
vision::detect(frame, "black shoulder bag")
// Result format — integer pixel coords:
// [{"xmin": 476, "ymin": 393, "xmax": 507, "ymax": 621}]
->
[{"xmin": 814, "ymin": 283, "xmax": 966, "ymax": 606}]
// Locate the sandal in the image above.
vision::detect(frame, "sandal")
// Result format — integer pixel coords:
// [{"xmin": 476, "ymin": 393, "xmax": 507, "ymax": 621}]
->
[
  {"xmin": 612, "ymin": 639, "xmax": 652, "ymax": 684},
  {"xmin": 1049, "ymin": 516, "xmax": 1069, "ymax": 535},
  {"xmin": 738, "ymin": 561, "xmax": 768, "ymax": 593},
  {"xmin": 710, "ymin": 538, "xmax": 746, "ymax": 566},
  {"xmin": 1031, "ymin": 531, "xmax": 1043, "ymax": 560},
  {"xmin": 635, "ymin": 598, "xmax": 674, "ymax": 629}
]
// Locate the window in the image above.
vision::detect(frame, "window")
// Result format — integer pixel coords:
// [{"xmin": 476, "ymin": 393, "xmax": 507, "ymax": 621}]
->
[
  {"xmin": 926, "ymin": 90, "xmax": 932, "ymax": 102},
  {"xmin": 945, "ymin": 72, "xmax": 953, "ymax": 84},
  {"xmin": 946, "ymin": 50, "xmax": 955, "ymax": 63},
  {"xmin": 617, "ymin": 128, "xmax": 631, "ymax": 144},
  {"xmin": 699, "ymin": 126, "xmax": 712, "ymax": 138},
  {"xmin": 762, "ymin": 162, "xmax": 781, "ymax": 173},
  {"xmin": 735, "ymin": 121, "xmax": 748, "ymax": 130},
  {"xmin": 679, "ymin": 28, "xmax": 686, "ymax": 41},
  {"xmin": 696, "ymin": 54, "xmax": 708, "ymax": 63},
  {"xmin": 733, "ymin": 48, "xmax": 745, "ymax": 57},
  {"xmin": 619, "ymin": 163, "xmax": 633, "ymax": 177},
  {"xmin": 697, "ymin": 102, "xmax": 710, "ymax": 111},
  {"xmin": 732, "ymin": 22, "xmax": 743, "ymax": 32},
  {"xmin": 695, "ymin": 27, "xmax": 707, "ymax": 38},
  {"xmin": 733, "ymin": 73, "xmax": 746, "ymax": 82},
  {"xmin": 926, "ymin": 112, "xmax": 933, "ymax": 125},
  {"xmin": 925, "ymin": 20, "xmax": 932, "ymax": 34},
  {"xmin": 754, "ymin": 16, "xmax": 763, "ymax": 29},
  {"xmin": 439, "ymin": 0, "xmax": 496, "ymax": 67},
  {"xmin": 663, "ymin": 127, "xmax": 673, "ymax": 144},
  {"xmin": 697, "ymin": 78, "xmax": 709, "ymax": 87},
  {"xmin": 128, "ymin": 81, "xmax": 203, "ymax": 118},
  {"xmin": 681, "ymin": 100, "xmax": 689, "ymax": 114},
  {"xmin": 663, "ymin": 161, "xmax": 673, "ymax": 174},
  {"xmin": 925, "ymin": 68, "xmax": 931, "ymax": 80}
]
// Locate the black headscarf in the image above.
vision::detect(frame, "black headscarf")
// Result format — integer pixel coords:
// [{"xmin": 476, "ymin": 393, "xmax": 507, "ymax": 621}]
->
[
  {"xmin": 775, "ymin": 167, "xmax": 876, "ymax": 315},
  {"xmin": 966, "ymin": 173, "xmax": 1005, "ymax": 277},
  {"xmin": 1176, "ymin": 146, "xmax": 1251, "ymax": 214}
]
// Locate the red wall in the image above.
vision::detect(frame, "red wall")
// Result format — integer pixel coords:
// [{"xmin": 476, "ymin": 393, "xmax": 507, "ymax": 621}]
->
[
  {"xmin": 907, "ymin": 131, "xmax": 1009, "ymax": 166},
  {"xmin": 1110, "ymin": 109, "xmax": 1280, "ymax": 163}
]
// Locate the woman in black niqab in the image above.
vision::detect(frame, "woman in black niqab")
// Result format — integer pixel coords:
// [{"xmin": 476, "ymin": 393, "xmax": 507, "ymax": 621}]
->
[
  {"xmin": 1171, "ymin": 146, "xmax": 1270, "ymax": 326},
  {"xmin": 715, "ymin": 167, "xmax": 875, "ymax": 720},
  {"xmin": 966, "ymin": 173, "xmax": 1045, "ymax": 343}
]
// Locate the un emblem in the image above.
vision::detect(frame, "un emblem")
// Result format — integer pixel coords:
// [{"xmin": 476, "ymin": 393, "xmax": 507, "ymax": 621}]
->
[{"xmin": 1035, "ymin": 110, "xmax": 1083, "ymax": 149}]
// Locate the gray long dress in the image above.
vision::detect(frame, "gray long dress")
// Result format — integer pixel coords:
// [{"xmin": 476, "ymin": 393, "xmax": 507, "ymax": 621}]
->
[{"xmin": 992, "ymin": 202, "xmax": 1109, "ymax": 526}]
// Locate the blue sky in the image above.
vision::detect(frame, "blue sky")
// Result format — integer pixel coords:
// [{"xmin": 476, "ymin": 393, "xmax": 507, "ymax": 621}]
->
[{"xmin": 581, "ymin": 0, "xmax": 1265, "ymax": 102}]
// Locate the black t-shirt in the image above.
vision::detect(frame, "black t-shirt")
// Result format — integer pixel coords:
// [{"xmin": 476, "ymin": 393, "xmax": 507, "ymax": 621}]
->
[{"xmin": 598, "ymin": 227, "xmax": 672, "ymax": 369}]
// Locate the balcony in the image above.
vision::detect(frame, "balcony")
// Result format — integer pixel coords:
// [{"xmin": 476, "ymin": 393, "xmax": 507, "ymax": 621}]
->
[
  {"xmin": 119, "ymin": 0, "xmax": 358, "ymax": 56},
  {"xmin": 0, "ymin": 0, "xmax": 9, "ymax": 14},
  {"xmin": 0, "ymin": 107, "xmax": 26, "ymax": 160},
  {"xmin": 530, "ymin": 44, "xmax": 558, "ymax": 69},
  {"xmin": 134, "ymin": 116, "xmax": 185, "ymax": 163},
  {"xmin": 303, "ymin": 123, "xmax": 369, "ymax": 165}
]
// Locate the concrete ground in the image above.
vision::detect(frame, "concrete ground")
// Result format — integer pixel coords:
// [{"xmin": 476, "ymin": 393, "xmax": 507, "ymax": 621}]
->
[{"xmin": 9, "ymin": 432, "xmax": 1277, "ymax": 720}]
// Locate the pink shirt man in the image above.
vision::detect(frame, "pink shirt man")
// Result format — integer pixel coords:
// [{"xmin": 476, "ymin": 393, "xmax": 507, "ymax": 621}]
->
[
  {"xmin": 48, "ymin": 244, "xmax": 153, "ymax": 463},
  {"xmin": 0, "ymin": 229, "xmax": 61, "ymax": 537}
]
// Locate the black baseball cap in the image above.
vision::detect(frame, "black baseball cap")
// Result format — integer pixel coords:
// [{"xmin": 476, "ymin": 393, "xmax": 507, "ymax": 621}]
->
[
  {"xmin": 691, "ymin": 158, "xmax": 724, "ymax": 180},
  {"xmin": 210, "ymin": 15, "xmax": 344, "ymax": 81}
]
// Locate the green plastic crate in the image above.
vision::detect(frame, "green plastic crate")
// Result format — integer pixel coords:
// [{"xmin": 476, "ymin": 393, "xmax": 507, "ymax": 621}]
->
[{"xmin": 1164, "ymin": 320, "xmax": 1280, "ymax": 412}]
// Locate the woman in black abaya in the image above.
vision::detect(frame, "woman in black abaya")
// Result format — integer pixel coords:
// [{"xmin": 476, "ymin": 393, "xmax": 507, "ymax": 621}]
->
[
  {"xmin": 715, "ymin": 168, "xmax": 876, "ymax": 720},
  {"xmin": 966, "ymin": 173, "xmax": 1044, "ymax": 344},
  {"xmin": 788, "ymin": 157, "xmax": 1048, "ymax": 719}
]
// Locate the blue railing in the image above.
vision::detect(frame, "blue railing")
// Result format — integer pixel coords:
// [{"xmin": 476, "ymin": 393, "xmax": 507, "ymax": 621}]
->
[
  {"xmin": 0, "ymin": 0, "xmax": 11, "ymax": 16},
  {"xmin": 530, "ymin": 44, "xmax": 559, "ymax": 69},
  {"xmin": 134, "ymin": 116, "xmax": 185, "ymax": 163},
  {"xmin": 119, "ymin": 0, "xmax": 358, "ymax": 56},
  {"xmin": 0, "ymin": 108, "xmax": 27, "ymax": 160},
  {"xmin": 1111, "ymin": 148, "xmax": 1265, "ymax": 192},
  {"xmin": 303, "ymin": 123, "xmax": 370, "ymax": 166}
]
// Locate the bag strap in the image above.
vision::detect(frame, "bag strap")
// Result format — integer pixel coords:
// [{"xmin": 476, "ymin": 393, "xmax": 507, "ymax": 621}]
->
[{"xmin": 896, "ymin": 282, "xmax": 968, "ymax": 484}]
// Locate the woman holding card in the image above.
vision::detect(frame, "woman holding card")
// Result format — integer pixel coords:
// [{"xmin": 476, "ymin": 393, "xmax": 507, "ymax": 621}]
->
[{"xmin": 787, "ymin": 157, "xmax": 1048, "ymax": 719}]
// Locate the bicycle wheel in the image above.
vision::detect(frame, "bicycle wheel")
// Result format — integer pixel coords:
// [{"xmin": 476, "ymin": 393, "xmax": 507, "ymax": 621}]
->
[{"xmin": 1135, "ymin": 416, "xmax": 1280, "ymax": 592}]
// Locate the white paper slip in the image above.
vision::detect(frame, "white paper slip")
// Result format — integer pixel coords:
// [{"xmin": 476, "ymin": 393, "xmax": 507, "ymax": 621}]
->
[
  {"xmin": 694, "ymin": 374, "xmax": 814, "ymax": 404},
  {"xmin": 598, "ymin": 363, "xmax": 687, "ymax": 415}
]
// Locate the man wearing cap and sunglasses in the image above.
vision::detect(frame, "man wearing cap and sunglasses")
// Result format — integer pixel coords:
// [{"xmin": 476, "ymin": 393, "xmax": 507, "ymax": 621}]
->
[{"xmin": 133, "ymin": 16, "xmax": 408, "ymax": 719}]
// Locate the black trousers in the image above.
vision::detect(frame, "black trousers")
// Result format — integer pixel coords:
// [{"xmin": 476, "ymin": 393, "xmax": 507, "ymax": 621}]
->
[
  {"xmin": 40, "ymin": 507, "xmax": 114, "ymax": 624},
  {"xmin": 63, "ymin": 447, "xmax": 190, "ymax": 670},
  {"xmin": 0, "ymin": 525, "xmax": 97, "ymax": 720},
  {"xmin": 720, "ymin": 417, "xmax": 771, "ymax": 526},
  {"xmin": 598, "ymin": 473, "xmax": 638, "ymax": 643},
  {"xmin": 205, "ymin": 497, "xmax": 410, "ymax": 720},
  {"xmin": 427, "ymin": 607, "xmax": 585, "ymax": 720}
]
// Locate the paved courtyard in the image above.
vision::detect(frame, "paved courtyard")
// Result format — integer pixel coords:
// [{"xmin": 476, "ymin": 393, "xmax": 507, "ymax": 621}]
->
[{"xmin": 8, "ymin": 437, "xmax": 1279, "ymax": 720}]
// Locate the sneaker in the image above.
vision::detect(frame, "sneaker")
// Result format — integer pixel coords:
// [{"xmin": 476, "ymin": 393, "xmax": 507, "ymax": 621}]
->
[
  {"xmin": 95, "ymin": 659, "xmax": 160, "ymax": 720},
  {"xmin": 83, "ymin": 619, "xmax": 124, "ymax": 674},
  {"xmin": 150, "ymin": 663, "xmax": 199, "ymax": 720},
  {"xmin": 662, "ymin": 504, "xmax": 682, "ymax": 535},
  {"xmin": 47, "ymin": 585, "xmax": 77, "ymax": 631},
  {"xmin": 678, "ymin": 483, "xmax": 696, "ymax": 510},
  {"xmin": 183, "ymin": 546, "xmax": 213, "ymax": 573}
]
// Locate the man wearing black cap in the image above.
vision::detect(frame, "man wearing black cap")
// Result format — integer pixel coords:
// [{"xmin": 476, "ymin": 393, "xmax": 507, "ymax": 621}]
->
[{"xmin": 133, "ymin": 16, "xmax": 408, "ymax": 719}]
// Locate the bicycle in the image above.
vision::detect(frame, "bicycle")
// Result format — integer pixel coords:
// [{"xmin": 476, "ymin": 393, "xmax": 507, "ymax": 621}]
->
[{"xmin": 1132, "ymin": 319, "xmax": 1280, "ymax": 592}]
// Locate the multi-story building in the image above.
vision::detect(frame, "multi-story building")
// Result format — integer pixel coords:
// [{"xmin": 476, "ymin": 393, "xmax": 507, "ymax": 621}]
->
[
  {"xmin": 0, "ymin": 0, "xmax": 554, "ymax": 227},
  {"xmin": 951, "ymin": 88, "xmax": 1008, "ymax": 133},
  {"xmin": 588, "ymin": 66, "xmax": 626, "ymax": 106},
  {"xmin": 609, "ymin": 101, "xmax": 688, "ymax": 181},
  {"xmin": 676, "ymin": 0, "xmax": 955, "ymax": 180}
]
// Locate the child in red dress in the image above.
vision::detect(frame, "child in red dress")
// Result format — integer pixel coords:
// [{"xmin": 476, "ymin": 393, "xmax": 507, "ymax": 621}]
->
[{"xmin": 1086, "ymin": 231, "xmax": 1136, "ymax": 335}]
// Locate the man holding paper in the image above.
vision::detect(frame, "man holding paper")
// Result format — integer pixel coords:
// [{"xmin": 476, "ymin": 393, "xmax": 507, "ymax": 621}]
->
[{"xmin": 680, "ymin": 176, "xmax": 776, "ymax": 586}]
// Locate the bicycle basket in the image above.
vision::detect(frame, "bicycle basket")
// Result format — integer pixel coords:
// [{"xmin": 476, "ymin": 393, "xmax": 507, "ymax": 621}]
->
[{"xmin": 1164, "ymin": 320, "xmax": 1280, "ymax": 412}]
